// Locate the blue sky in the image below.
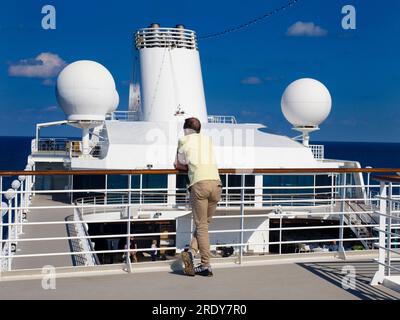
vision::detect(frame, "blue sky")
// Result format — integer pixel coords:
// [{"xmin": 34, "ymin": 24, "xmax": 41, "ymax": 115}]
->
[{"xmin": 0, "ymin": 0, "xmax": 399, "ymax": 142}]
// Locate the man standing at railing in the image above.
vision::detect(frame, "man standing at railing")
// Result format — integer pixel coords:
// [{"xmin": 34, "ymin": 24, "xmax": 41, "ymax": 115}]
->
[{"xmin": 174, "ymin": 117, "xmax": 222, "ymax": 277}]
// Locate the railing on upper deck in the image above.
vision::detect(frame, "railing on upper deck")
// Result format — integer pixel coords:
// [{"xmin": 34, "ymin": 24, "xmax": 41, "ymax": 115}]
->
[
  {"xmin": 207, "ymin": 115, "xmax": 237, "ymax": 124},
  {"xmin": 31, "ymin": 138, "xmax": 104, "ymax": 159},
  {"xmin": 1, "ymin": 168, "xmax": 400, "ymax": 274},
  {"xmin": 106, "ymin": 111, "xmax": 141, "ymax": 121},
  {"xmin": 135, "ymin": 27, "xmax": 198, "ymax": 50},
  {"xmin": 106, "ymin": 111, "xmax": 237, "ymax": 125},
  {"xmin": 33, "ymin": 138, "xmax": 69, "ymax": 154}
]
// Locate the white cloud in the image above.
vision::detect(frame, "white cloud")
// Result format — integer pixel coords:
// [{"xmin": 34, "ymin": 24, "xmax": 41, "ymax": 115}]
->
[
  {"xmin": 8, "ymin": 52, "xmax": 66, "ymax": 79},
  {"xmin": 286, "ymin": 21, "xmax": 328, "ymax": 37},
  {"xmin": 240, "ymin": 76, "xmax": 263, "ymax": 85}
]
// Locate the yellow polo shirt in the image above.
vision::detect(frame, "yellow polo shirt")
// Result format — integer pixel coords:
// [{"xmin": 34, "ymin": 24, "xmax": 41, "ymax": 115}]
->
[{"xmin": 177, "ymin": 133, "xmax": 221, "ymax": 186}]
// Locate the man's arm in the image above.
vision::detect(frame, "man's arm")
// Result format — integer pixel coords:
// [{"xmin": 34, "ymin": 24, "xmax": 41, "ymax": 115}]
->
[{"xmin": 174, "ymin": 152, "xmax": 188, "ymax": 171}]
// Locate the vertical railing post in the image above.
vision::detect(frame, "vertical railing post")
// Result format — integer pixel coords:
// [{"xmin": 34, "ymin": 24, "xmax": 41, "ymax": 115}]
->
[
  {"xmin": 371, "ymin": 181, "xmax": 387, "ymax": 285},
  {"xmin": 7, "ymin": 199, "xmax": 12, "ymax": 271},
  {"xmin": 104, "ymin": 174, "xmax": 108, "ymax": 205},
  {"xmin": 239, "ymin": 174, "xmax": 245, "ymax": 264},
  {"xmin": 24, "ymin": 177, "xmax": 27, "ymax": 220},
  {"xmin": 13, "ymin": 194, "xmax": 18, "ymax": 241},
  {"xmin": 32, "ymin": 165, "xmax": 36, "ymax": 197},
  {"xmin": 387, "ymin": 182, "xmax": 392, "ymax": 276},
  {"xmin": 366, "ymin": 167, "xmax": 372, "ymax": 205},
  {"xmin": 279, "ymin": 215, "xmax": 282, "ymax": 255},
  {"xmin": 330, "ymin": 173, "xmax": 334, "ymax": 208},
  {"xmin": 313, "ymin": 174, "xmax": 316, "ymax": 206},
  {"xmin": 338, "ymin": 173, "xmax": 347, "ymax": 260},
  {"xmin": 126, "ymin": 174, "xmax": 132, "ymax": 273},
  {"xmin": 70, "ymin": 174, "xmax": 74, "ymax": 204},
  {"xmin": 19, "ymin": 180, "xmax": 23, "ymax": 235},
  {"xmin": 225, "ymin": 174, "xmax": 228, "ymax": 208},
  {"xmin": 139, "ymin": 174, "xmax": 143, "ymax": 206}
]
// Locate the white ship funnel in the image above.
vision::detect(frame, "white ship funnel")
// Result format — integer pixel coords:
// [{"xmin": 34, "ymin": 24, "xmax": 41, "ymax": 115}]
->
[{"xmin": 135, "ymin": 24, "xmax": 208, "ymax": 123}]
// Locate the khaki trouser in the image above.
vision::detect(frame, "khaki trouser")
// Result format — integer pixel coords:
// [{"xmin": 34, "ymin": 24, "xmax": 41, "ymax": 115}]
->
[{"xmin": 189, "ymin": 180, "xmax": 222, "ymax": 266}]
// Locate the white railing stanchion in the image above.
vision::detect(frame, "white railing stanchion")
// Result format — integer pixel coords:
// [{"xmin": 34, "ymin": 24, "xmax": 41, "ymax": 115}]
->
[
  {"xmin": 70, "ymin": 174, "xmax": 73, "ymax": 204},
  {"xmin": 366, "ymin": 168, "xmax": 371, "ymax": 205},
  {"xmin": 139, "ymin": 174, "xmax": 143, "ymax": 206},
  {"xmin": 7, "ymin": 199, "xmax": 12, "ymax": 271},
  {"xmin": 387, "ymin": 182, "xmax": 392, "ymax": 276},
  {"xmin": 14, "ymin": 190, "xmax": 18, "ymax": 240},
  {"xmin": 371, "ymin": 182, "xmax": 387, "ymax": 285},
  {"xmin": 279, "ymin": 215, "xmax": 283, "ymax": 255},
  {"xmin": 338, "ymin": 173, "xmax": 347, "ymax": 260},
  {"xmin": 126, "ymin": 174, "xmax": 132, "ymax": 273},
  {"xmin": 19, "ymin": 181, "xmax": 23, "ymax": 235},
  {"xmin": 105, "ymin": 174, "xmax": 108, "ymax": 205},
  {"xmin": 239, "ymin": 174, "xmax": 245, "ymax": 264}
]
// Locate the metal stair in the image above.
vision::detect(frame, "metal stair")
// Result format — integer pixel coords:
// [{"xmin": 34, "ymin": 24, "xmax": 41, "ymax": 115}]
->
[{"xmin": 344, "ymin": 201, "xmax": 376, "ymax": 249}]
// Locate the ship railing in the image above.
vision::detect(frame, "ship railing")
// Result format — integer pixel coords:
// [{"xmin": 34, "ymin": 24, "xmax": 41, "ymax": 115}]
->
[
  {"xmin": 106, "ymin": 111, "xmax": 141, "ymax": 121},
  {"xmin": 1, "ymin": 168, "xmax": 400, "ymax": 275},
  {"xmin": 74, "ymin": 190, "xmax": 337, "ymax": 213},
  {"xmin": 106, "ymin": 111, "xmax": 237, "ymax": 125},
  {"xmin": 371, "ymin": 176, "xmax": 400, "ymax": 285},
  {"xmin": 207, "ymin": 115, "xmax": 237, "ymax": 124},
  {"xmin": 135, "ymin": 28, "xmax": 197, "ymax": 50},
  {"xmin": 32, "ymin": 138, "xmax": 70, "ymax": 154},
  {"xmin": 31, "ymin": 138, "xmax": 105, "ymax": 159}
]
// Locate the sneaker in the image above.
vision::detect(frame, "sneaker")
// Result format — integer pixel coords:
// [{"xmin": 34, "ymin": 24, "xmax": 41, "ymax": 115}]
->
[
  {"xmin": 194, "ymin": 264, "xmax": 213, "ymax": 277},
  {"xmin": 181, "ymin": 251, "xmax": 195, "ymax": 276}
]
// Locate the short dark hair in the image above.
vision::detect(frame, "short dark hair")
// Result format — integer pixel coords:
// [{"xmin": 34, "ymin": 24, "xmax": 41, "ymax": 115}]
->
[{"xmin": 183, "ymin": 117, "xmax": 201, "ymax": 133}]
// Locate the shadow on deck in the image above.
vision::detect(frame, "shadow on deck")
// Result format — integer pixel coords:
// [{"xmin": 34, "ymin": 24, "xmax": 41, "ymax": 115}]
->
[{"xmin": 298, "ymin": 261, "xmax": 400, "ymax": 300}]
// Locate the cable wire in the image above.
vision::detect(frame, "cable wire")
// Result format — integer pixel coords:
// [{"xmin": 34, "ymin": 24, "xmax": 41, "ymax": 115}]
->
[{"xmin": 198, "ymin": 0, "xmax": 300, "ymax": 40}]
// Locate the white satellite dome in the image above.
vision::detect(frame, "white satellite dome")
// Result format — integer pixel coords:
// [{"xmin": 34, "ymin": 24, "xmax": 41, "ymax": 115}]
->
[
  {"xmin": 56, "ymin": 60, "xmax": 119, "ymax": 121},
  {"xmin": 281, "ymin": 78, "xmax": 332, "ymax": 127}
]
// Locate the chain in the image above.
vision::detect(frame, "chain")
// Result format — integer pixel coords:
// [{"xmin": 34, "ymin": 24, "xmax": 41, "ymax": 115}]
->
[{"xmin": 198, "ymin": 0, "xmax": 300, "ymax": 40}]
